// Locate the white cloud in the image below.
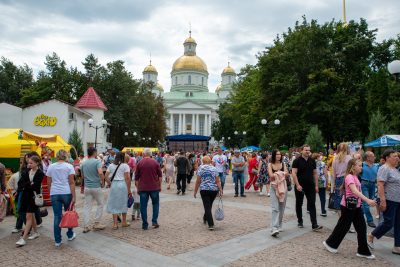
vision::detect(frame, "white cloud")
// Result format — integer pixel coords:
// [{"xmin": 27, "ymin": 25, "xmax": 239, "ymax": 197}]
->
[{"xmin": 0, "ymin": 0, "xmax": 399, "ymax": 92}]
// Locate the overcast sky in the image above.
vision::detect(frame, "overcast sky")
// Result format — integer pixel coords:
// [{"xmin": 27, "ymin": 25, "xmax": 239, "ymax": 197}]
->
[{"xmin": 1, "ymin": 0, "xmax": 399, "ymax": 92}]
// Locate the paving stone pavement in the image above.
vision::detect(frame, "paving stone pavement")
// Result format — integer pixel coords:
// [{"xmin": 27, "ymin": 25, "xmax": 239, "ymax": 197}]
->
[{"xmin": 0, "ymin": 176, "xmax": 398, "ymax": 267}]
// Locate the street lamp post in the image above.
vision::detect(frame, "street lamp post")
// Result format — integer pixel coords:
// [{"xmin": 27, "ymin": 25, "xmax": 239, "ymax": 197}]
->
[
  {"xmin": 388, "ymin": 60, "xmax": 400, "ymax": 80},
  {"xmin": 124, "ymin": 131, "xmax": 138, "ymax": 146},
  {"xmin": 261, "ymin": 118, "xmax": 281, "ymax": 149},
  {"xmin": 234, "ymin": 131, "xmax": 246, "ymax": 148},
  {"xmin": 88, "ymin": 118, "xmax": 107, "ymax": 149}
]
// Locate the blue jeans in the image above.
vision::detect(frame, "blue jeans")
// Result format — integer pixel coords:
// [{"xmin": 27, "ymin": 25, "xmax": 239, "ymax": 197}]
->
[
  {"xmin": 218, "ymin": 172, "xmax": 226, "ymax": 189},
  {"xmin": 372, "ymin": 200, "xmax": 400, "ymax": 247},
  {"xmin": 51, "ymin": 194, "xmax": 73, "ymax": 244},
  {"xmin": 139, "ymin": 191, "xmax": 160, "ymax": 229},
  {"xmin": 232, "ymin": 171, "xmax": 244, "ymax": 195},
  {"xmin": 361, "ymin": 180, "xmax": 376, "ymax": 223}
]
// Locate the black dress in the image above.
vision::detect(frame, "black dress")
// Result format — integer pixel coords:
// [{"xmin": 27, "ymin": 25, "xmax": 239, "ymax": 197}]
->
[{"xmin": 18, "ymin": 169, "xmax": 44, "ymax": 213}]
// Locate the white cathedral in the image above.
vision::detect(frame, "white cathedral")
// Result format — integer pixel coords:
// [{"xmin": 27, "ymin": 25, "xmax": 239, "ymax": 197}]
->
[{"xmin": 141, "ymin": 32, "xmax": 236, "ymax": 139}]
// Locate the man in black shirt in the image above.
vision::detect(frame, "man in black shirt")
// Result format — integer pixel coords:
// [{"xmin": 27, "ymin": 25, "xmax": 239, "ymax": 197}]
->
[
  {"xmin": 175, "ymin": 151, "xmax": 190, "ymax": 195},
  {"xmin": 292, "ymin": 144, "xmax": 322, "ymax": 231}
]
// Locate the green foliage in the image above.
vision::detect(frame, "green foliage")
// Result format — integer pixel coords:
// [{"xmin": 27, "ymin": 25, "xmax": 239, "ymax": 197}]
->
[
  {"xmin": 259, "ymin": 134, "xmax": 269, "ymax": 151},
  {"xmin": 0, "ymin": 57, "xmax": 33, "ymax": 105},
  {"xmin": 367, "ymin": 110, "xmax": 390, "ymax": 142},
  {"xmin": 68, "ymin": 128, "xmax": 83, "ymax": 159},
  {"xmin": 3, "ymin": 52, "xmax": 166, "ymax": 149},
  {"xmin": 214, "ymin": 17, "xmax": 399, "ymax": 149},
  {"xmin": 305, "ymin": 125, "xmax": 324, "ymax": 152}
]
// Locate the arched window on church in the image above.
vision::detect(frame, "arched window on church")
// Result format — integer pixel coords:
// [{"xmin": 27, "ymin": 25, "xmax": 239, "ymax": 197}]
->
[
  {"xmin": 228, "ymin": 76, "xmax": 231, "ymax": 83},
  {"xmin": 175, "ymin": 76, "xmax": 178, "ymax": 85},
  {"xmin": 148, "ymin": 74, "xmax": 150, "ymax": 81},
  {"xmin": 188, "ymin": 75, "xmax": 191, "ymax": 85},
  {"xmin": 201, "ymin": 77, "xmax": 204, "ymax": 86}
]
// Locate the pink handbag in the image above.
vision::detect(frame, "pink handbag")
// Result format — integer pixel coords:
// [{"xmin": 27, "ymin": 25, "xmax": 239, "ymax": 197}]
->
[{"xmin": 59, "ymin": 203, "xmax": 79, "ymax": 228}]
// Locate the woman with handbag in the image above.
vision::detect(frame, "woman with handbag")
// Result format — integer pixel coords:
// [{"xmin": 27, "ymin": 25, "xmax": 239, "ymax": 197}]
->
[
  {"xmin": 268, "ymin": 150, "xmax": 289, "ymax": 237},
  {"xmin": 368, "ymin": 149, "xmax": 400, "ymax": 255},
  {"xmin": 46, "ymin": 149, "xmax": 76, "ymax": 247},
  {"xmin": 16, "ymin": 155, "xmax": 44, "ymax": 246},
  {"xmin": 105, "ymin": 152, "xmax": 132, "ymax": 230},
  {"xmin": 245, "ymin": 153, "xmax": 259, "ymax": 191},
  {"xmin": 323, "ymin": 159, "xmax": 376, "ymax": 259},
  {"xmin": 331, "ymin": 143, "xmax": 352, "ymax": 213},
  {"xmin": 257, "ymin": 153, "xmax": 270, "ymax": 196},
  {"xmin": 194, "ymin": 156, "xmax": 223, "ymax": 230}
]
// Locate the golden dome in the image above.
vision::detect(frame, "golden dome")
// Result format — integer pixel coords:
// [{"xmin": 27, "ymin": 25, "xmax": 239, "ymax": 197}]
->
[
  {"xmin": 172, "ymin": 55, "xmax": 208, "ymax": 72},
  {"xmin": 143, "ymin": 64, "xmax": 158, "ymax": 73},
  {"xmin": 156, "ymin": 82, "xmax": 164, "ymax": 92},
  {"xmin": 184, "ymin": 36, "xmax": 197, "ymax": 44},
  {"xmin": 215, "ymin": 84, "xmax": 222, "ymax": 93},
  {"xmin": 222, "ymin": 64, "xmax": 235, "ymax": 75}
]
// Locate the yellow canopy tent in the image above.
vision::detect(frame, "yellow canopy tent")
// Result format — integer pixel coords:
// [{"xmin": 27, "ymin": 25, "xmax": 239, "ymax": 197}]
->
[
  {"xmin": 122, "ymin": 147, "xmax": 159, "ymax": 153},
  {"xmin": 0, "ymin": 128, "xmax": 71, "ymax": 170}
]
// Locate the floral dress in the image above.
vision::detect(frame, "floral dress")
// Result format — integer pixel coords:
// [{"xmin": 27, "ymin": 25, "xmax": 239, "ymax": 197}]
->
[
  {"xmin": 317, "ymin": 160, "xmax": 327, "ymax": 189},
  {"xmin": 257, "ymin": 160, "xmax": 269, "ymax": 185}
]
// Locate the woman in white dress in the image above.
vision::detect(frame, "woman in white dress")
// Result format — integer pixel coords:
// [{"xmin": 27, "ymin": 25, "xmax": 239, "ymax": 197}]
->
[{"xmin": 105, "ymin": 152, "xmax": 132, "ymax": 229}]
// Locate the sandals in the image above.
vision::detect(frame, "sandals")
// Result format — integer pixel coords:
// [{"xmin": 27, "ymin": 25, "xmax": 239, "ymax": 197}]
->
[
  {"xmin": 122, "ymin": 222, "xmax": 131, "ymax": 228},
  {"xmin": 112, "ymin": 225, "xmax": 118, "ymax": 230}
]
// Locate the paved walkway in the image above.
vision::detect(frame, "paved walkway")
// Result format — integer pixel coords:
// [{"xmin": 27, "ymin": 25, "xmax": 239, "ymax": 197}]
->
[{"xmin": 0, "ymin": 177, "xmax": 399, "ymax": 267}]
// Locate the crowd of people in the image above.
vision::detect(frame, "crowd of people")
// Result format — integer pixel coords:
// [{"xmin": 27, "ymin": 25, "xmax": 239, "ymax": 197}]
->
[{"xmin": 0, "ymin": 143, "xmax": 399, "ymax": 259}]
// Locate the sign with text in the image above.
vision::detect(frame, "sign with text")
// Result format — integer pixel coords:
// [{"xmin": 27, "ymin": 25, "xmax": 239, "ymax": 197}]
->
[{"xmin": 34, "ymin": 114, "xmax": 57, "ymax": 127}]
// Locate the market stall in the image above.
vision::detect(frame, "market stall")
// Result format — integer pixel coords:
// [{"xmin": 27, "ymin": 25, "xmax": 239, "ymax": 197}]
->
[
  {"xmin": 0, "ymin": 128, "xmax": 72, "ymax": 206},
  {"xmin": 122, "ymin": 147, "xmax": 159, "ymax": 153}
]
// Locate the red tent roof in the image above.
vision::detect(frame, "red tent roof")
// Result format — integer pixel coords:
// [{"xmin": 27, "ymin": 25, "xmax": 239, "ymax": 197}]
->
[{"xmin": 75, "ymin": 87, "xmax": 107, "ymax": 111}]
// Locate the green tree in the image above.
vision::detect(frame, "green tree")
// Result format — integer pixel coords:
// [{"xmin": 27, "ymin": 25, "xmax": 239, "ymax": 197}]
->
[
  {"xmin": 0, "ymin": 57, "xmax": 34, "ymax": 105},
  {"xmin": 215, "ymin": 17, "xmax": 394, "ymax": 149},
  {"xmin": 367, "ymin": 110, "xmax": 390, "ymax": 142},
  {"xmin": 259, "ymin": 134, "xmax": 269, "ymax": 151},
  {"xmin": 305, "ymin": 125, "xmax": 324, "ymax": 152},
  {"xmin": 68, "ymin": 128, "xmax": 83, "ymax": 159}
]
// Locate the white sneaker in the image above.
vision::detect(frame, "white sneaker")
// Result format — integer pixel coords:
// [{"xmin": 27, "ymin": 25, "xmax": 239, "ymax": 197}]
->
[
  {"xmin": 323, "ymin": 241, "xmax": 337, "ymax": 254},
  {"xmin": 11, "ymin": 228, "xmax": 22, "ymax": 233},
  {"xmin": 267, "ymin": 193, "xmax": 270, "ymax": 197},
  {"xmin": 68, "ymin": 232, "xmax": 76, "ymax": 241},
  {"xmin": 356, "ymin": 253, "xmax": 375, "ymax": 260},
  {"xmin": 28, "ymin": 232, "xmax": 40, "ymax": 240},
  {"xmin": 271, "ymin": 229, "xmax": 279, "ymax": 237},
  {"xmin": 259, "ymin": 192, "xmax": 264, "ymax": 196},
  {"xmin": 16, "ymin": 238, "xmax": 26, "ymax": 246},
  {"xmin": 55, "ymin": 242, "xmax": 62, "ymax": 247}
]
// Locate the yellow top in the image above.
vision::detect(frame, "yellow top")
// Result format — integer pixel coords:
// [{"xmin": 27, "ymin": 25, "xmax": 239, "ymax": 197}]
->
[
  {"xmin": 143, "ymin": 64, "xmax": 158, "ymax": 73},
  {"xmin": 222, "ymin": 64, "xmax": 235, "ymax": 75},
  {"xmin": 184, "ymin": 36, "xmax": 197, "ymax": 44},
  {"xmin": 172, "ymin": 55, "xmax": 208, "ymax": 72}
]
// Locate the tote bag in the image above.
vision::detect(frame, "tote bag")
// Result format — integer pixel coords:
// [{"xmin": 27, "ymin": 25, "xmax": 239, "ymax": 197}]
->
[
  {"xmin": 59, "ymin": 203, "xmax": 79, "ymax": 228},
  {"xmin": 214, "ymin": 197, "xmax": 224, "ymax": 221}
]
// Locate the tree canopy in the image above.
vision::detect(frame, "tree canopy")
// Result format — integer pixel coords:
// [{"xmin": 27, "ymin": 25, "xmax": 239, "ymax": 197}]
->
[
  {"xmin": 1, "ymin": 53, "xmax": 166, "ymax": 149},
  {"xmin": 214, "ymin": 17, "xmax": 400, "ymax": 150}
]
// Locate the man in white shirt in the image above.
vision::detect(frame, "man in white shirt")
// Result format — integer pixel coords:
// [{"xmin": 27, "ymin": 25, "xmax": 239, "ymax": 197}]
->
[{"xmin": 212, "ymin": 148, "xmax": 228, "ymax": 189}]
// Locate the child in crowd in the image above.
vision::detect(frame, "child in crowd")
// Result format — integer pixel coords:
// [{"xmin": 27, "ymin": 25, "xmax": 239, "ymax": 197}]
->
[{"xmin": 131, "ymin": 185, "xmax": 140, "ymax": 220}]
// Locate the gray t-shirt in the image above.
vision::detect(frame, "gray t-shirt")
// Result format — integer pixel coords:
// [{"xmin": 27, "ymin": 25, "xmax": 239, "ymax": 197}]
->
[
  {"xmin": 81, "ymin": 158, "xmax": 102, "ymax": 188},
  {"xmin": 232, "ymin": 156, "xmax": 245, "ymax": 172},
  {"xmin": 377, "ymin": 164, "xmax": 400, "ymax": 203}
]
